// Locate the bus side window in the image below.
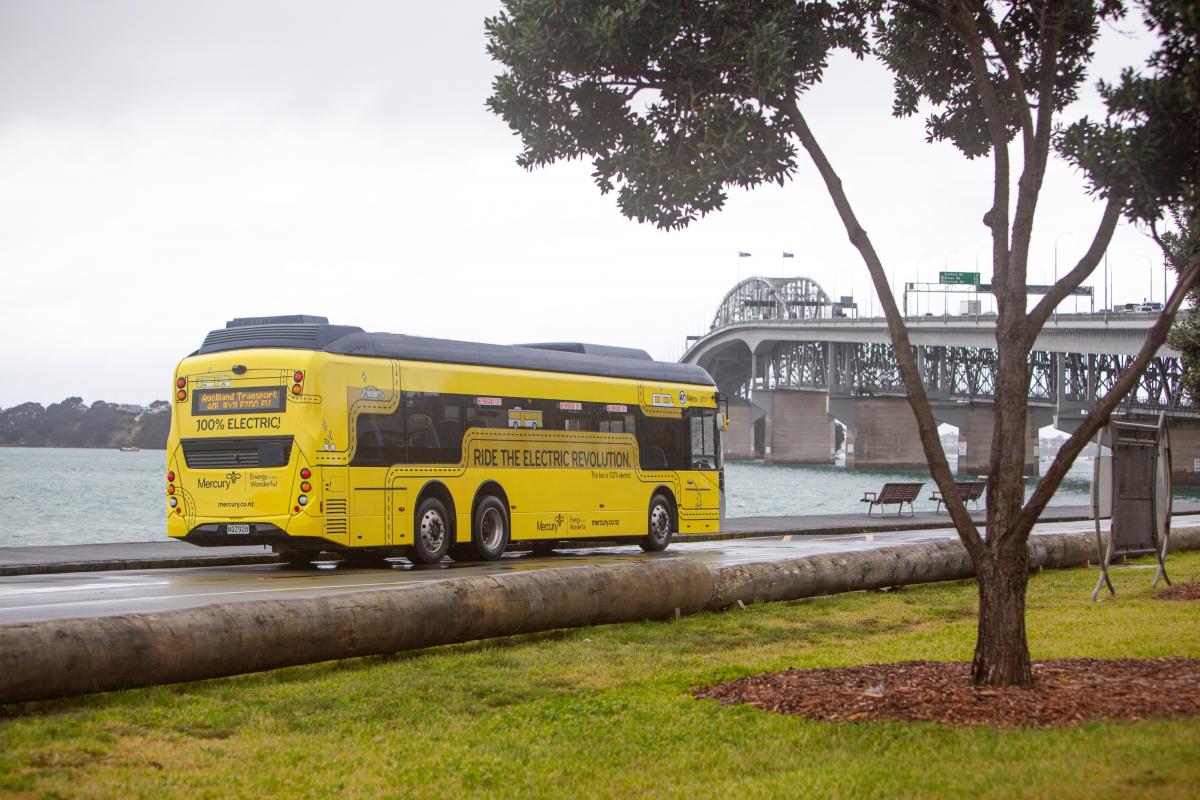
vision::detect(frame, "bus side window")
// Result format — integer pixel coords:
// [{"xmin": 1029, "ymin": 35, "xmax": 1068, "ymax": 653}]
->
[
  {"xmin": 352, "ymin": 407, "xmax": 405, "ymax": 466},
  {"xmin": 637, "ymin": 415, "xmax": 685, "ymax": 470},
  {"xmin": 688, "ymin": 409, "xmax": 717, "ymax": 469},
  {"xmin": 467, "ymin": 403, "xmax": 505, "ymax": 429},
  {"xmin": 437, "ymin": 404, "xmax": 463, "ymax": 455},
  {"xmin": 404, "ymin": 392, "xmax": 460, "ymax": 464},
  {"xmin": 599, "ymin": 410, "xmax": 635, "ymax": 434}
]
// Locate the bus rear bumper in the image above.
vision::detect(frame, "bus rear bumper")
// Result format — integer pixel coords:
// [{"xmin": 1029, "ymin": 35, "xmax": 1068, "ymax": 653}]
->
[{"xmin": 178, "ymin": 522, "xmax": 341, "ymax": 552}]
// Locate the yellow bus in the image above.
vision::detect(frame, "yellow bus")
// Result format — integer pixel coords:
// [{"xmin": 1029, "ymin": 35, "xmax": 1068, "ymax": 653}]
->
[{"xmin": 166, "ymin": 316, "xmax": 724, "ymax": 564}]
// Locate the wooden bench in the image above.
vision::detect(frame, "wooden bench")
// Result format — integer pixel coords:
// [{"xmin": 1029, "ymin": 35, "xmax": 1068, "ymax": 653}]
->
[
  {"xmin": 861, "ymin": 482, "xmax": 924, "ymax": 516},
  {"xmin": 930, "ymin": 480, "xmax": 987, "ymax": 513}
]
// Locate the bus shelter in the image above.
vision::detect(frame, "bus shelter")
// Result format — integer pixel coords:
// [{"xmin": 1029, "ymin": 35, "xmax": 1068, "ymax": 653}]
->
[{"xmin": 1090, "ymin": 414, "xmax": 1173, "ymax": 601}]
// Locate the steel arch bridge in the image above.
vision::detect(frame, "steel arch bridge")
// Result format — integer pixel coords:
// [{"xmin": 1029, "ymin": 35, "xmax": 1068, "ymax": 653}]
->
[
  {"xmin": 684, "ymin": 276, "xmax": 1195, "ymax": 423},
  {"xmin": 710, "ymin": 276, "xmax": 836, "ymax": 329}
]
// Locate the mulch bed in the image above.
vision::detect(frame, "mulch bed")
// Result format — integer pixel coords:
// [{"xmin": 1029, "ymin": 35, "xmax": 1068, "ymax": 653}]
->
[
  {"xmin": 1154, "ymin": 581, "xmax": 1200, "ymax": 601},
  {"xmin": 696, "ymin": 659, "xmax": 1200, "ymax": 729}
]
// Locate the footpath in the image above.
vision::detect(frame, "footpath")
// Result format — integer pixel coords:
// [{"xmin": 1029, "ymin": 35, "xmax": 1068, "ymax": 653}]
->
[{"xmin": 4, "ymin": 502, "xmax": 1199, "ymax": 577}]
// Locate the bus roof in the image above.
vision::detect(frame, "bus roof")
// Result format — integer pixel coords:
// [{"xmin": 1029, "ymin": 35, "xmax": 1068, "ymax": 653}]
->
[{"xmin": 196, "ymin": 318, "xmax": 715, "ymax": 387}]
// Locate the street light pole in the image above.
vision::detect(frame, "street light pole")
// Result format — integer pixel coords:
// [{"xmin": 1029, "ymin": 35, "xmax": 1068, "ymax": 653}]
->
[
  {"xmin": 943, "ymin": 249, "xmax": 959, "ymax": 315},
  {"xmin": 1054, "ymin": 232, "xmax": 1074, "ymax": 320},
  {"xmin": 916, "ymin": 253, "xmax": 933, "ymax": 316},
  {"xmin": 1137, "ymin": 254, "xmax": 1153, "ymax": 306},
  {"xmin": 1104, "ymin": 251, "xmax": 1109, "ymax": 317},
  {"xmin": 736, "ymin": 250, "xmax": 751, "ymax": 285},
  {"xmin": 1164, "ymin": 255, "xmax": 1169, "ymax": 311}
]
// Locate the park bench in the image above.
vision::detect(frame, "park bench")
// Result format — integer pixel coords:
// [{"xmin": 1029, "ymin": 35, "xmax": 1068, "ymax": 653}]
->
[
  {"xmin": 930, "ymin": 480, "xmax": 987, "ymax": 513},
  {"xmin": 861, "ymin": 482, "xmax": 924, "ymax": 516}
]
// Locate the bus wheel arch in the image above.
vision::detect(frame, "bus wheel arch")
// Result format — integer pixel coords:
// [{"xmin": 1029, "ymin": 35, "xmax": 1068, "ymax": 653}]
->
[
  {"xmin": 412, "ymin": 481, "xmax": 455, "ymax": 565},
  {"xmin": 640, "ymin": 488, "xmax": 676, "ymax": 553},
  {"xmin": 651, "ymin": 485, "xmax": 677, "ymax": 521},
  {"xmin": 472, "ymin": 481, "xmax": 510, "ymax": 519},
  {"xmin": 470, "ymin": 481, "xmax": 510, "ymax": 561}
]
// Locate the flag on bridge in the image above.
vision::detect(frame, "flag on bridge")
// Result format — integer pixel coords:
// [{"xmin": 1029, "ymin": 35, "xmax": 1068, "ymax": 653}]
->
[
  {"xmin": 738, "ymin": 251, "xmax": 751, "ymax": 257},
  {"xmin": 783, "ymin": 252, "xmax": 794, "ymax": 258}
]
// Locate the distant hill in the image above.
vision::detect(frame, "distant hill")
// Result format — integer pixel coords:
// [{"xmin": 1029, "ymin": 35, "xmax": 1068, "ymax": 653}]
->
[{"xmin": 0, "ymin": 398, "xmax": 170, "ymax": 449}]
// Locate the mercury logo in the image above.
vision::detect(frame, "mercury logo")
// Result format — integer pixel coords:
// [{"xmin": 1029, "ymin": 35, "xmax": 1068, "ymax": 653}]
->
[
  {"xmin": 196, "ymin": 471, "xmax": 242, "ymax": 490},
  {"xmin": 536, "ymin": 514, "xmax": 565, "ymax": 532}
]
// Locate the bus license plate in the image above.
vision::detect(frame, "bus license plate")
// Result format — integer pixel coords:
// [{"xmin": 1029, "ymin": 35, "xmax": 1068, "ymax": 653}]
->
[{"xmin": 227, "ymin": 524, "xmax": 251, "ymax": 535}]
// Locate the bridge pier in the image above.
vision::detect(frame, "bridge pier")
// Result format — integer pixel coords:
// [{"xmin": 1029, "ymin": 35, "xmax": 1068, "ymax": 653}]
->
[
  {"xmin": 829, "ymin": 396, "xmax": 927, "ymax": 470},
  {"xmin": 955, "ymin": 406, "xmax": 1041, "ymax": 477},
  {"xmin": 723, "ymin": 401, "xmax": 756, "ymax": 460},
  {"xmin": 761, "ymin": 390, "xmax": 835, "ymax": 464}
]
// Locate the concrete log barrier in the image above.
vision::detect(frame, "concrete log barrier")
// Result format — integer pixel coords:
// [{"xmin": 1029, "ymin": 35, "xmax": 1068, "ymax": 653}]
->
[
  {"xmin": 708, "ymin": 538, "xmax": 978, "ymax": 609},
  {"xmin": 0, "ymin": 558, "xmax": 714, "ymax": 705},
  {"xmin": 1, "ymin": 527, "xmax": 1197, "ymax": 705}
]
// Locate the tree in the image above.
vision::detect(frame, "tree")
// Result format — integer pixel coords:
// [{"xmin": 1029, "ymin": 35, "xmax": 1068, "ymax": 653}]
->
[
  {"xmin": 1057, "ymin": 0, "xmax": 1200, "ymax": 395},
  {"xmin": 487, "ymin": 0, "xmax": 1200, "ymax": 686}
]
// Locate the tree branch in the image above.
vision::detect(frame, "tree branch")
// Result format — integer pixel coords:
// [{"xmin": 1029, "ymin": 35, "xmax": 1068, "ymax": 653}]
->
[
  {"xmin": 779, "ymin": 94, "xmax": 985, "ymax": 561},
  {"xmin": 1007, "ymin": 2, "xmax": 1063, "ymax": 275},
  {"xmin": 1016, "ymin": 250, "xmax": 1200, "ymax": 534},
  {"xmin": 1027, "ymin": 197, "xmax": 1122, "ymax": 332},
  {"xmin": 916, "ymin": 0, "xmax": 1016, "ymax": 301},
  {"xmin": 964, "ymin": 0, "xmax": 1035, "ymax": 152}
]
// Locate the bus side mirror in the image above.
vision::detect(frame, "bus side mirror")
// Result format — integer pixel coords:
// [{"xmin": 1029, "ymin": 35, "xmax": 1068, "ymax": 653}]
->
[{"xmin": 717, "ymin": 413, "xmax": 728, "ymax": 431}]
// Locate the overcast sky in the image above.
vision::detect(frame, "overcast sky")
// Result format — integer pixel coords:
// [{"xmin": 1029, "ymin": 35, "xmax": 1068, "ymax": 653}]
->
[{"xmin": 0, "ymin": 1, "xmax": 1169, "ymax": 407}]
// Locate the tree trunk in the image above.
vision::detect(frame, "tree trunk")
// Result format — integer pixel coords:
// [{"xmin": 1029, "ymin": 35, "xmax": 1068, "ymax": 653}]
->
[{"xmin": 971, "ymin": 547, "xmax": 1034, "ymax": 686}]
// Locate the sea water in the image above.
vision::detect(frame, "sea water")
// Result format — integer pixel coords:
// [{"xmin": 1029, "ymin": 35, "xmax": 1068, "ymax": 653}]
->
[{"xmin": 1, "ymin": 447, "xmax": 1194, "ymax": 547}]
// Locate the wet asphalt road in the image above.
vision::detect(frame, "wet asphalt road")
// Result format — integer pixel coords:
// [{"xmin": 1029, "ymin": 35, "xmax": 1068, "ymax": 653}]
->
[{"xmin": 4, "ymin": 514, "xmax": 1186, "ymax": 626}]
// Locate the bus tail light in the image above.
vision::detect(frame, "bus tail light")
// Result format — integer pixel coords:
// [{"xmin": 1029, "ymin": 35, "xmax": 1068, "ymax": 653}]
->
[
  {"xmin": 291, "ymin": 384, "xmax": 302, "ymax": 395},
  {"xmin": 167, "ymin": 471, "xmax": 175, "ymax": 482},
  {"xmin": 300, "ymin": 468, "xmax": 311, "ymax": 479},
  {"xmin": 176, "ymin": 378, "xmax": 186, "ymax": 389},
  {"xmin": 293, "ymin": 371, "xmax": 304, "ymax": 383},
  {"xmin": 176, "ymin": 389, "xmax": 187, "ymax": 402},
  {"xmin": 300, "ymin": 481, "xmax": 312, "ymax": 493},
  {"xmin": 167, "ymin": 484, "xmax": 176, "ymax": 495}
]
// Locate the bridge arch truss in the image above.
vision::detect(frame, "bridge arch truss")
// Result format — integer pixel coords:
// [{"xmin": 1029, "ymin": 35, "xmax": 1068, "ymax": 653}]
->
[{"xmin": 711, "ymin": 276, "xmax": 833, "ymax": 329}]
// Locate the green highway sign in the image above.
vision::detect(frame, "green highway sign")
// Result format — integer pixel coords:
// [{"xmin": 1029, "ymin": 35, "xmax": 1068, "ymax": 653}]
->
[{"xmin": 939, "ymin": 271, "xmax": 981, "ymax": 285}]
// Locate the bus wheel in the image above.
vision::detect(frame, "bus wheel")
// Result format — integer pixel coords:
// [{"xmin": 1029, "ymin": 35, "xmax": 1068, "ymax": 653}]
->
[
  {"xmin": 412, "ymin": 497, "xmax": 452, "ymax": 565},
  {"xmin": 640, "ymin": 494, "xmax": 674, "ymax": 552},
  {"xmin": 472, "ymin": 496, "xmax": 510, "ymax": 561}
]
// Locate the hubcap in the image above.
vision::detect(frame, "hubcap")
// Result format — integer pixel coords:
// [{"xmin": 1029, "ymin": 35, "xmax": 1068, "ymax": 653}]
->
[
  {"xmin": 650, "ymin": 504, "xmax": 671, "ymax": 541},
  {"xmin": 480, "ymin": 507, "xmax": 505, "ymax": 551},
  {"xmin": 419, "ymin": 509, "xmax": 445, "ymax": 552}
]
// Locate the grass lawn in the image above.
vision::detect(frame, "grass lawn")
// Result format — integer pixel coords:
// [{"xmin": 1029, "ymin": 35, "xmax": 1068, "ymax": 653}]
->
[{"xmin": 2, "ymin": 552, "xmax": 1198, "ymax": 799}]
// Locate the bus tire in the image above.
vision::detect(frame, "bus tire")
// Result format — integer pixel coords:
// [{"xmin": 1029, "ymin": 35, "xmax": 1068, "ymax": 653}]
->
[
  {"xmin": 640, "ymin": 494, "xmax": 674, "ymax": 552},
  {"xmin": 412, "ymin": 497, "xmax": 452, "ymax": 565},
  {"xmin": 472, "ymin": 496, "xmax": 510, "ymax": 561}
]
